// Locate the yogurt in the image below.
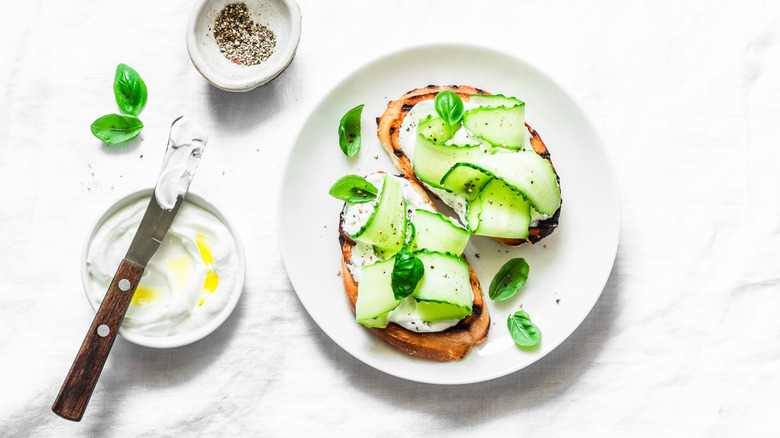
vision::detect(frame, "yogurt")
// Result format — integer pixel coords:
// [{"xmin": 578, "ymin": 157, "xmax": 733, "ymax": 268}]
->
[
  {"xmin": 154, "ymin": 116, "xmax": 208, "ymax": 210},
  {"xmin": 85, "ymin": 196, "xmax": 241, "ymax": 339}
]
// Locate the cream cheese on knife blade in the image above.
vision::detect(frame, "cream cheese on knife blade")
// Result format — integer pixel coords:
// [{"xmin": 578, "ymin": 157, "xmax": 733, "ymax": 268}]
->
[{"xmin": 155, "ymin": 116, "xmax": 208, "ymax": 210}]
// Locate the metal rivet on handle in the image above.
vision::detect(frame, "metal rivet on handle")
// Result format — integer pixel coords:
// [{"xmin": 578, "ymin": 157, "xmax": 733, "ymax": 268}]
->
[
  {"xmin": 97, "ymin": 325, "xmax": 110, "ymax": 337},
  {"xmin": 118, "ymin": 279, "xmax": 131, "ymax": 291}
]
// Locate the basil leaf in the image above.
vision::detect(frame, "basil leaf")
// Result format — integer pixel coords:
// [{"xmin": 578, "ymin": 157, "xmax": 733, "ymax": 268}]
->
[
  {"xmin": 489, "ymin": 258, "xmax": 530, "ymax": 301},
  {"xmin": 434, "ymin": 90, "xmax": 464, "ymax": 129},
  {"xmin": 338, "ymin": 104, "xmax": 364, "ymax": 157},
  {"xmin": 391, "ymin": 250, "xmax": 424, "ymax": 300},
  {"xmin": 403, "ymin": 222, "xmax": 417, "ymax": 250},
  {"xmin": 328, "ymin": 174, "xmax": 378, "ymax": 203},
  {"xmin": 507, "ymin": 310, "xmax": 541, "ymax": 347},
  {"xmin": 90, "ymin": 114, "xmax": 144, "ymax": 144},
  {"xmin": 113, "ymin": 64, "xmax": 148, "ymax": 116}
]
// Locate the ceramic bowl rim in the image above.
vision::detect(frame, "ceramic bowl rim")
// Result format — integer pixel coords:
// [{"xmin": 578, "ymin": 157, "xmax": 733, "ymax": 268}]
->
[
  {"xmin": 185, "ymin": 0, "xmax": 302, "ymax": 92},
  {"xmin": 80, "ymin": 189, "xmax": 247, "ymax": 349}
]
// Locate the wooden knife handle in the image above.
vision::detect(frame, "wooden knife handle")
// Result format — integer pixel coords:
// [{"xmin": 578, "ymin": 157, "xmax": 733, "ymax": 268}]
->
[{"xmin": 52, "ymin": 259, "xmax": 144, "ymax": 421}]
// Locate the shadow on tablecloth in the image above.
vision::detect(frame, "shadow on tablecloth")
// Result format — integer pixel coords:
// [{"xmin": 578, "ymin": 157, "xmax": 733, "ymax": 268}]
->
[{"xmin": 308, "ymin": 248, "xmax": 623, "ymax": 422}]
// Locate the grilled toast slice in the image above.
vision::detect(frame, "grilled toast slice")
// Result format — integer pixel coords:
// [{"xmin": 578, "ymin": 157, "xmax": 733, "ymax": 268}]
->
[
  {"xmin": 377, "ymin": 85, "xmax": 561, "ymax": 246},
  {"xmin": 338, "ymin": 173, "xmax": 490, "ymax": 361}
]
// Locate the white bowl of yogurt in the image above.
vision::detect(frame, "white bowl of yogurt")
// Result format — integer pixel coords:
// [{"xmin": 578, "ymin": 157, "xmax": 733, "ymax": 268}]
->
[{"xmin": 81, "ymin": 189, "xmax": 246, "ymax": 348}]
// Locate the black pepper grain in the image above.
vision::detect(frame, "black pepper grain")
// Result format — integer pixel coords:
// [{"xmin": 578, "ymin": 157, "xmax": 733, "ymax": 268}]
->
[{"xmin": 214, "ymin": 3, "xmax": 277, "ymax": 66}]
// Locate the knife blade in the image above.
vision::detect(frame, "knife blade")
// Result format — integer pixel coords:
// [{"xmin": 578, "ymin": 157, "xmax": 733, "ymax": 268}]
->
[{"xmin": 52, "ymin": 116, "xmax": 207, "ymax": 422}]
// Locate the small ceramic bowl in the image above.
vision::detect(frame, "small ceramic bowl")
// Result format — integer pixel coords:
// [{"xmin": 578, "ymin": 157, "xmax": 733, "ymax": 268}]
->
[
  {"xmin": 186, "ymin": 0, "xmax": 301, "ymax": 91},
  {"xmin": 81, "ymin": 189, "xmax": 246, "ymax": 348}
]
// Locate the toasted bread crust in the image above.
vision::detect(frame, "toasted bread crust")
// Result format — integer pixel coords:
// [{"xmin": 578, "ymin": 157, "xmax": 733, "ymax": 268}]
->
[
  {"xmin": 377, "ymin": 85, "xmax": 561, "ymax": 247},
  {"xmin": 338, "ymin": 173, "xmax": 490, "ymax": 361}
]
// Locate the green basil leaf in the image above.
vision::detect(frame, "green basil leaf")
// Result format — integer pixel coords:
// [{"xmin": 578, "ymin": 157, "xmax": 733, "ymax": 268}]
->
[
  {"xmin": 328, "ymin": 174, "xmax": 378, "ymax": 203},
  {"xmin": 403, "ymin": 222, "xmax": 417, "ymax": 250},
  {"xmin": 489, "ymin": 258, "xmax": 530, "ymax": 301},
  {"xmin": 90, "ymin": 114, "xmax": 144, "ymax": 144},
  {"xmin": 338, "ymin": 104, "xmax": 364, "ymax": 157},
  {"xmin": 391, "ymin": 249, "xmax": 424, "ymax": 300},
  {"xmin": 434, "ymin": 90, "xmax": 464, "ymax": 129},
  {"xmin": 113, "ymin": 64, "xmax": 148, "ymax": 116},
  {"xmin": 507, "ymin": 310, "xmax": 541, "ymax": 347}
]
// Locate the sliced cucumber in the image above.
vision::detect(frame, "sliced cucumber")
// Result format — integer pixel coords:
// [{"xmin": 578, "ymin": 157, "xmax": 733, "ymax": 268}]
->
[
  {"xmin": 443, "ymin": 151, "xmax": 561, "ymax": 216},
  {"xmin": 351, "ymin": 174, "xmax": 407, "ymax": 255},
  {"xmin": 417, "ymin": 115, "xmax": 459, "ymax": 144},
  {"xmin": 375, "ymin": 219, "xmax": 418, "ymax": 260},
  {"xmin": 468, "ymin": 94, "xmax": 525, "ymax": 109},
  {"xmin": 412, "ymin": 133, "xmax": 483, "ymax": 189},
  {"xmin": 355, "ymin": 257, "xmax": 400, "ymax": 328},
  {"xmin": 465, "ymin": 198, "xmax": 482, "ymax": 232},
  {"xmin": 412, "ymin": 251, "xmax": 472, "ymax": 321},
  {"xmin": 372, "ymin": 245, "xmax": 392, "ymax": 260},
  {"xmin": 439, "ymin": 164, "xmax": 494, "ymax": 202},
  {"xmin": 471, "ymin": 179, "xmax": 531, "ymax": 239},
  {"xmin": 462, "ymin": 105, "xmax": 525, "ymax": 149},
  {"xmin": 410, "ymin": 209, "xmax": 470, "ymax": 255},
  {"xmin": 416, "ymin": 300, "xmax": 471, "ymax": 323}
]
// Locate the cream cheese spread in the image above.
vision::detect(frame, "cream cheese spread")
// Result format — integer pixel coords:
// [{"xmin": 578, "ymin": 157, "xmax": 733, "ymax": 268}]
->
[
  {"xmin": 387, "ymin": 296, "xmax": 462, "ymax": 333},
  {"xmin": 86, "ymin": 197, "xmax": 240, "ymax": 338},
  {"xmin": 154, "ymin": 116, "xmax": 208, "ymax": 211}
]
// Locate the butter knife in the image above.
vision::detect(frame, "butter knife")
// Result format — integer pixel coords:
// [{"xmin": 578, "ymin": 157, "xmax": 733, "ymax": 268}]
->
[{"xmin": 52, "ymin": 116, "xmax": 208, "ymax": 421}]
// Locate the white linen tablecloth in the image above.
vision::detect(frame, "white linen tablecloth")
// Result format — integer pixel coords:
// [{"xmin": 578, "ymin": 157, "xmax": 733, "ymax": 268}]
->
[{"xmin": 1, "ymin": 0, "xmax": 778, "ymax": 436}]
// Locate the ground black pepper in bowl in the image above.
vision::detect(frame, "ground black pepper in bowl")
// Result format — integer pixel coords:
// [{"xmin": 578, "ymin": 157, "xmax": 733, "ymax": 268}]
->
[{"xmin": 213, "ymin": 3, "xmax": 277, "ymax": 66}]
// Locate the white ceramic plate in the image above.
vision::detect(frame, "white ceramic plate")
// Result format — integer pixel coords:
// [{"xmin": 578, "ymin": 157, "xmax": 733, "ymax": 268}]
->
[{"xmin": 279, "ymin": 44, "xmax": 619, "ymax": 384}]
